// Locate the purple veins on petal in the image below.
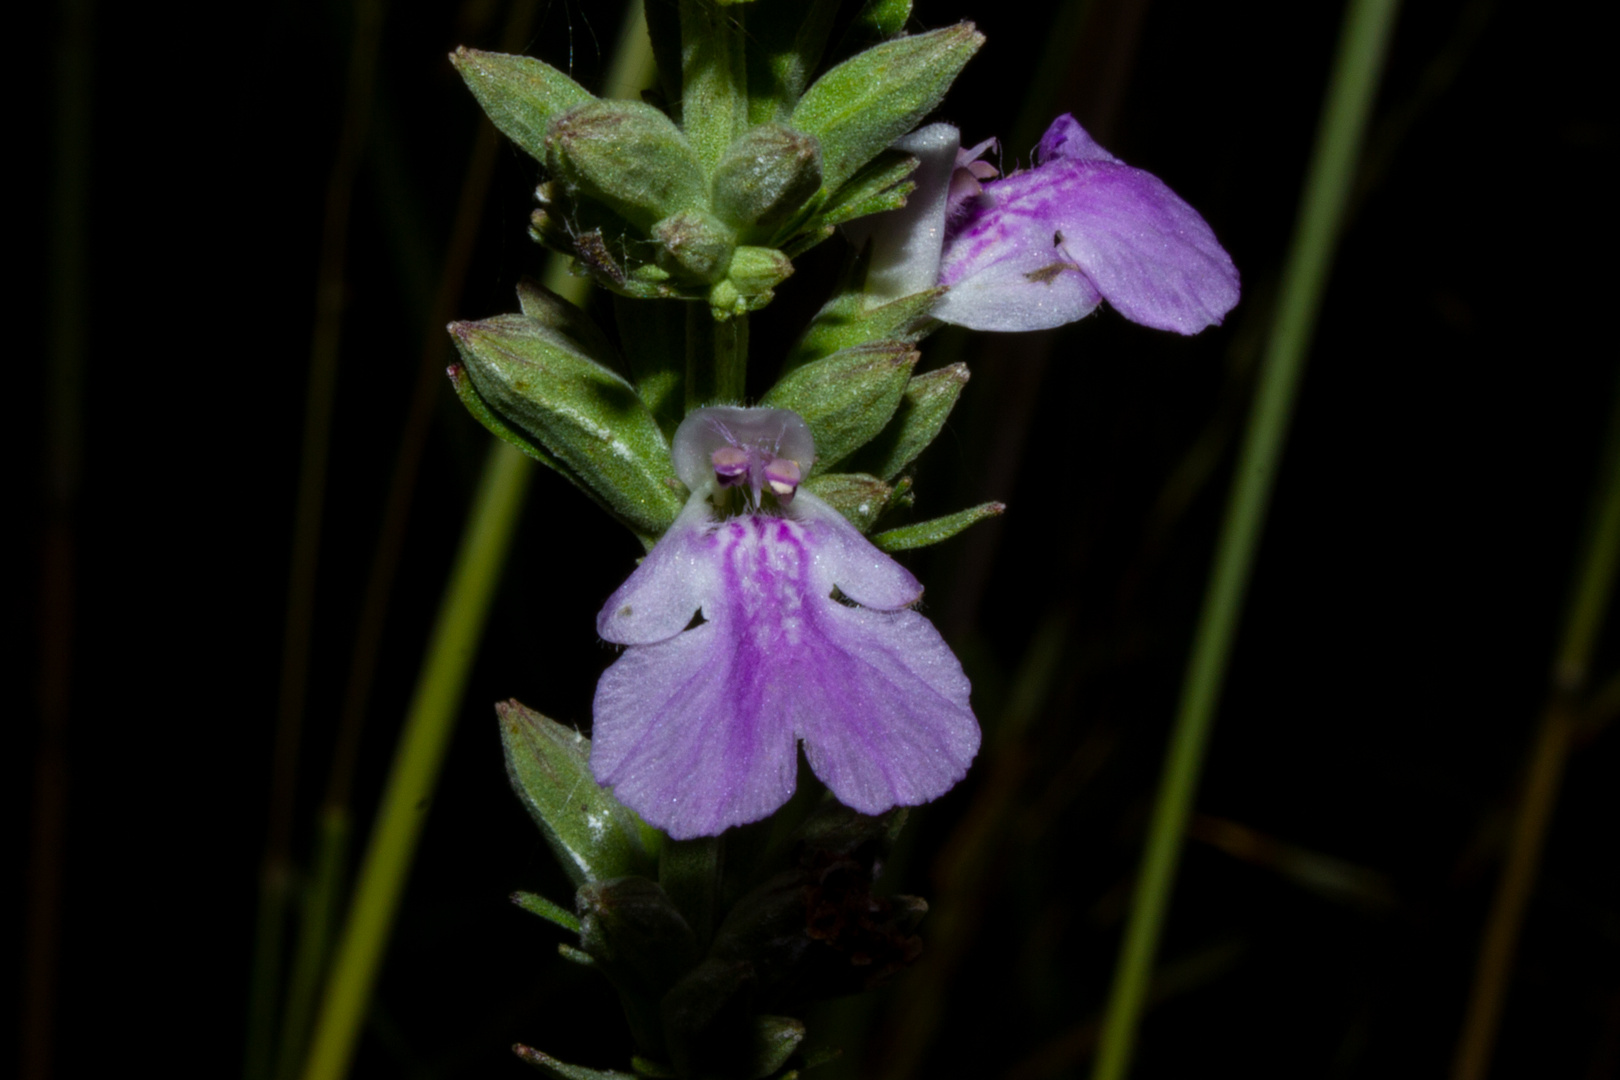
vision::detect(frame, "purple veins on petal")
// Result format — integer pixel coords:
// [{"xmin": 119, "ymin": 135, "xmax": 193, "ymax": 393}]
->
[
  {"xmin": 591, "ymin": 408, "xmax": 978, "ymax": 839},
  {"xmin": 935, "ymin": 113, "xmax": 1239, "ymax": 335}
]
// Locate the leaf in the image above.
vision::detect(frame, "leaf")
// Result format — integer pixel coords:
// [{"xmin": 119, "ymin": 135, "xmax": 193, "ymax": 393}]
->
[
  {"xmin": 790, "ymin": 23, "xmax": 983, "ymax": 190},
  {"xmin": 760, "ymin": 342, "xmax": 917, "ymax": 471},
  {"xmin": 451, "ymin": 48, "xmax": 595, "ymax": 162},
  {"xmin": 845, "ymin": 362, "xmax": 969, "ymax": 480},
  {"xmin": 871, "ymin": 502, "xmax": 1005, "ymax": 551},
  {"xmin": 497, "ymin": 701, "xmax": 658, "ymax": 885}
]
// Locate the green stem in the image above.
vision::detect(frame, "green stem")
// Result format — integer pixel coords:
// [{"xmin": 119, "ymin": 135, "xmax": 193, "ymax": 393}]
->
[
  {"xmin": 677, "ymin": 0, "xmax": 747, "ymax": 175},
  {"xmin": 1090, "ymin": 1, "xmax": 1402, "ymax": 1077},
  {"xmin": 685, "ymin": 308, "xmax": 749, "ymax": 409}
]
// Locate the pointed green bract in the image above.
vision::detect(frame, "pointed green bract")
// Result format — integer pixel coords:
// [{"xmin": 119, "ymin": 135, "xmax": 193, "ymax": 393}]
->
[
  {"xmin": 450, "ymin": 47, "xmax": 595, "ymax": 162},
  {"xmin": 803, "ymin": 473, "xmax": 893, "ymax": 533},
  {"xmin": 872, "ymin": 501, "xmax": 1005, "ymax": 552},
  {"xmin": 810, "ymin": 148, "xmax": 917, "ymax": 233},
  {"xmin": 496, "ymin": 701, "xmax": 658, "ymax": 886},
  {"xmin": 449, "ymin": 311, "xmax": 683, "ymax": 539},
  {"xmin": 549, "ymin": 101, "xmax": 706, "ymax": 231},
  {"xmin": 760, "ymin": 341, "xmax": 917, "ymax": 471},
  {"xmin": 513, "ymin": 1045, "xmax": 639, "ymax": 1080},
  {"xmin": 512, "ymin": 890, "xmax": 582, "ymax": 934},
  {"xmin": 790, "ymin": 23, "xmax": 984, "ymax": 191},
  {"xmin": 847, "ymin": 362, "xmax": 969, "ymax": 480},
  {"xmin": 785, "ymin": 286, "xmax": 942, "ymax": 370}
]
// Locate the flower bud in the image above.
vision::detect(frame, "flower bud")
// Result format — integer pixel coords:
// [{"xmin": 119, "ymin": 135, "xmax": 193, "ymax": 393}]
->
[
  {"xmin": 725, "ymin": 245, "xmax": 795, "ymax": 296},
  {"xmin": 448, "ymin": 307, "xmax": 684, "ymax": 538},
  {"xmin": 651, "ymin": 209, "xmax": 736, "ymax": 284},
  {"xmin": 547, "ymin": 101, "xmax": 705, "ymax": 231},
  {"xmin": 710, "ymin": 124, "xmax": 823, "ymax": 235}
]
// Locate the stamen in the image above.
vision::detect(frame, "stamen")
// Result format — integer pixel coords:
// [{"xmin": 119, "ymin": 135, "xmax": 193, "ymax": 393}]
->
[
  {"xmin": 712, "ymin": 445, "xmax": 750, "ymax": 486},
  {"xmin": 763, "ymin": 457, "xmax": 802, "ymax": 501}
]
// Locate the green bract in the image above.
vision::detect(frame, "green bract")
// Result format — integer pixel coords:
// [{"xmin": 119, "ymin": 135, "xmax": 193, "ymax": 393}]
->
[
  {"xmin": 496, "ymin": 701, "xmax": 658, "ymax": 886},
  {"xmin": 448, "ymin": 285, "xmax": 684, "ymax": 541},
  {"xmin": 760, "ymin": 340, "xmax": 917, "ymax": 470},
  {"xmin": 790, "ymin": 22, "xmax": 984, "ymax": 191},
  {"xmin": 450, "ymin": 47, "xmax": 594, "ymax": 161},
  {"xmin": 549, "ymin": 101, "xmax": 707, "ymax": 231}
]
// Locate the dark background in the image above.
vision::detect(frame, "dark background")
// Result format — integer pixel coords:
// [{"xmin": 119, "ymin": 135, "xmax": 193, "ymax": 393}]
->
[{"xmin": 14, "ymin": 0, "xmax": 1618, "ymax": 1077}]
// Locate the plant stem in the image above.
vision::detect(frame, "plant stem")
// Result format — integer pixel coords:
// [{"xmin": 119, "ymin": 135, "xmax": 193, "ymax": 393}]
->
[
  {"xmin": 1089, "ymin": 1, "xmax": 1402, "ymax": 1076},
  {"xmin": 1450, "ymin": 373, "xmax": 1620, "ymax": 1080},
  {"xmin": 685, "ymin": 308, "xmax": 749, "ymax": 409},
  {"xmin": 677, "ymin": 0, "xmax": 747, "ymax": 175}
]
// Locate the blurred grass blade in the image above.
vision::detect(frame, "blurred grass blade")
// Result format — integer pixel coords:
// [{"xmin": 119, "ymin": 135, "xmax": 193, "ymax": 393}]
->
[
  {"xmin": 29, "ymin": 2, "xmax": 92, "ymax": 1079},
  {"xmin": 248, "ymin": 2, "xmax": 385, "ymax": 1076},
  {"xmin": 1450, "ymin": 372, "xmax": 1620, "ymax": 1080},
  {"xmin": 1090, "ymin": 1, "xmax": 1402, "ymax": 1077}
]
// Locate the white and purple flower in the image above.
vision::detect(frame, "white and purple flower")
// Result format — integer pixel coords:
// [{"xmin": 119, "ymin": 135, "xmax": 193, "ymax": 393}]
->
[
  {"xmin": 590, "ymin": 407, "xmax": 979, "ymax": 839},
  {"xmin": 861, "ymin": 115, "xmax": 1239, "ymax": 335}
]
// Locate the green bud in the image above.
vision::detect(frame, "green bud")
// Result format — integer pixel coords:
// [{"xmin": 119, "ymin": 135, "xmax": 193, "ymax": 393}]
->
[
  {"xmin": 710, "ymin": 124, "xmax": 823, "ymax": 235},
  {"xmin": 852, "ymin": 0, "xmax": 913, "ymax": 40},
  {"xmin": 804, "ymin": 472, "xmax": 892, "ymax": 533},
  {"xmin": 547, "ymin": 101, "xmax": 705, "ymax": 231},
  {"xmin": 450, "ymin": 47, "xmax": 595, "ymax": 162},
  {"xmin": 449, "ymin": 310, "xmax": 684, "ymax": 539},
  {"xmin": 760, "ymin": 341, "xmax": 918, "ymax": 470},
  {"xmin": 652, "ymin": 209, "xmax": 736, "ymax": 283},
  {"xmin": 847, "ymin": 362, "xmax": 969, "ymax": 480},
  {"xmin": 790, "ymin": 22, "xmax": 984, "ymax": 191},
  {"xmin": 496, "ymin": 701, "xmax": 658, "ymax": 885},
  {"xmin": 725, "ymin": 245, "xmax": 794, "ymax": 296},
  {"xmin": 706, "ymin": 278, "xmax": 776, "ymax": 321},
  {"xmin": 872, "ymin": 501, "xmax": 1006, "ymax": 552}
]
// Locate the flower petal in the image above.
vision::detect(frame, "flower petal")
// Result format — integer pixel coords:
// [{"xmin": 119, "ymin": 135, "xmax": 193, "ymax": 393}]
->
[
  {"xmin": 596, "ymin": 494, "xmax": 719, "ymax": 645},
  {"xmin": 795, "ymin": 490, "xmax": 922, "ymax": 610},
  {"xmin": 796, "ymin": 604, "xmax": 978, "ymax": 814},
  {"xmin": 1042, "ymin": 162, "xmax": 1240, "ymax": 335},
  {"xmin": 592, "ymin": 622, "xmax": 799, "ymax": 839},
  {"xmin": 842, "ymin": 123, "xmax": 961, "ymax": 303},
  {"xmin": 1035, "ymin": 113, "xmax": 1118, "ymax": 165}
]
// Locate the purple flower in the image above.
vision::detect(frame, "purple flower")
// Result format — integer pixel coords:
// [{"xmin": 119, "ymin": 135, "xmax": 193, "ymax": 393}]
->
[
  {"xmin": 935, "ymin": 114, "xmax": 1239, "ymax": 333},
  {"xmin": 591, "ymin": 407, "xmax": 979, "ymax": 839}
]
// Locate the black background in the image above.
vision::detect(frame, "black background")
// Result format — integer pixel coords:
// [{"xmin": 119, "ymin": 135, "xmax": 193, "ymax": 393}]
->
[{"xmin": 13, "ymin": 0, "xmax": 1618, "ymax": 1077}]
